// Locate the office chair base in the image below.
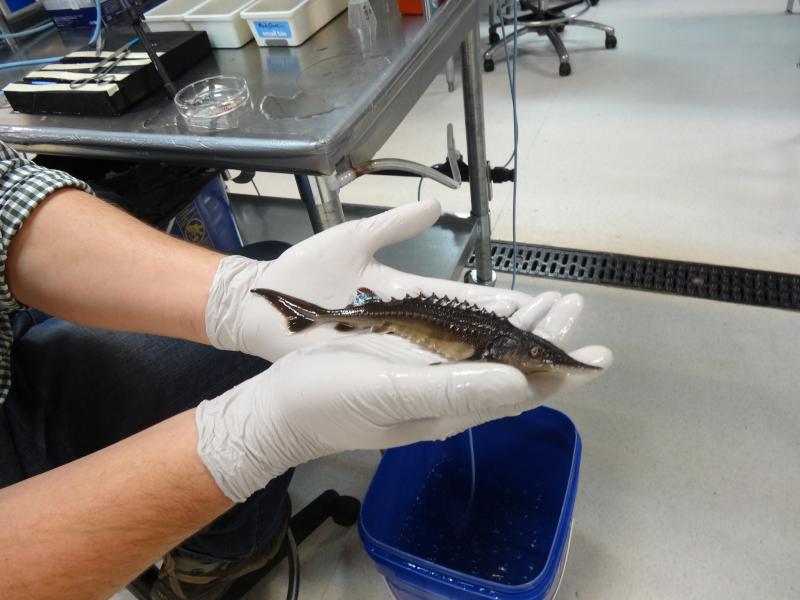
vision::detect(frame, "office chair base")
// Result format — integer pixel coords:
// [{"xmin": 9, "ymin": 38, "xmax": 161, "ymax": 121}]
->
[{"xmin": 484, "ymin": 3, "xmax": 617, "ymax": 76}]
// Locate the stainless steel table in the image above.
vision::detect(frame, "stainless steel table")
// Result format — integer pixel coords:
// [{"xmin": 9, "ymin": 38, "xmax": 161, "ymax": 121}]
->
[{"xmin": 0, "ymin": 1, "xmax": 495, "ymax": 283}]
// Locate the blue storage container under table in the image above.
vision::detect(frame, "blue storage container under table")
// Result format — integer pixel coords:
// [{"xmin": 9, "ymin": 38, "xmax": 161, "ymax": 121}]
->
[{"xmin": 359, "ymin": 406, "xmax": 581, "ymax": 600}]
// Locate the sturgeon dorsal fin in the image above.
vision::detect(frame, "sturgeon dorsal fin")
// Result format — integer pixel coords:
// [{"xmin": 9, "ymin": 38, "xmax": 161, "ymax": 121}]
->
[{"xmin": 351, "ymin": 287, "xmax": 382, "ymax": 306}]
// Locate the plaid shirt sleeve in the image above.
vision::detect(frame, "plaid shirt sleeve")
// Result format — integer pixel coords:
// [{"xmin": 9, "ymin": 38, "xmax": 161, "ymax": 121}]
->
[{"xmin": 0, "ymin": 141, "xmax": 91, "ymax": 403}]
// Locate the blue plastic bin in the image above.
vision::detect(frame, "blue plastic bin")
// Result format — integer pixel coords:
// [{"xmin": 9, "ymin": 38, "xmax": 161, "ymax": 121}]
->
[
  {"xmin": 359, "ymin": 406, "xmax": 581, "ymax": 600},
  {"xmin": 166, "ymin": 175, "xmax": 242, "ymax": 252}
]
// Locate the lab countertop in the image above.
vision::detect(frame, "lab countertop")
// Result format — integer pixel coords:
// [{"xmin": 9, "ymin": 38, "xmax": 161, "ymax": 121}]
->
[{"xmin": 0, "ymin": 1, "xmax": 484, "ymax": 173}]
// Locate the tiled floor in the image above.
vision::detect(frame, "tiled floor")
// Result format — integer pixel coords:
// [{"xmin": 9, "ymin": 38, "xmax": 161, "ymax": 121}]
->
[
  {"xmin": 245, "ymin": 273, "xmax": 800, "ymax": 599},
  {"xmin": 229, "ymin": 0, "xmax": 800, "ymax": 274},
  {"xmin": 114, "ymin": 1, "xmax": 798, "ymax": 599}
]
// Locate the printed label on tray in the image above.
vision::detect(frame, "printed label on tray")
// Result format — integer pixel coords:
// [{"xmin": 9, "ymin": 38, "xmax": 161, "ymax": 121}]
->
[{"xmin": 254, "ymin": 21, "xmax": 292, "ymax": 39}]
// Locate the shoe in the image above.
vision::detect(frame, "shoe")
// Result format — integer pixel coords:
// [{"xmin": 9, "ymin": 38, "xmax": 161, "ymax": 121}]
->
[{"xmin": 150, "ymin": 497, "xmax": 290, "ymax": 600}]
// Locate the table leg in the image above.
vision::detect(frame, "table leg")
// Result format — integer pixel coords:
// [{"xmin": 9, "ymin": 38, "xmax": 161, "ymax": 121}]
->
[
  {"xmin": 295, "ymin": 174, "xmax": 345, "ymax": 233},
  {"xmin": 460, "ymin": 23, "xmax": 496, "ymax": 286}
]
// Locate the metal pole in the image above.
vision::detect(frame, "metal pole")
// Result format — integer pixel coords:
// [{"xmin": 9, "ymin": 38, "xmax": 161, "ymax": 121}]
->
[
  {"xmin": 120, "ymin": 0, "xmax": 177, "ymax": 98},
  {"xmin": 296, "ymin": 174, "xmax": 345, "ymax": 233},
  {"xmin": 460, "ymin": 24, "xmax": 496, "ymax": 286}
]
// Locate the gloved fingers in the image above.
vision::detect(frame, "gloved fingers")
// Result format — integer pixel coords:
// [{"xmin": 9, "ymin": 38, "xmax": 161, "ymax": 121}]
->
[
  {"xmin": 384, "ymin": 400, "xmax": 533, "ymax": 446},
  {"xmin": 533, "ymin": 293, "xmax": 584, "ymax": 343},
  {"xmin": 356, "ymin": 198, "xmax": 442, "ymax": 256},
  {"xmin": 507, "ymin": 291, "xmax": 563, "ymax": 331},
  {"xmin": 571, "ymin": 345, "xmax": 613, "ymax": 370},
  {"xmin": 381, "ymin": 361, "xmax": 531, "ymax": 422}
]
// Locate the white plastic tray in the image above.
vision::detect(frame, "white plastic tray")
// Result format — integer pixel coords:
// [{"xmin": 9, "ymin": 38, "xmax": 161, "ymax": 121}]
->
[
  {"xmin": 241, "ymin": 0, "xmax": 347, "ymax": 47},
  {"xmin": 144, "ymin": 0, "xmax": 210, "ymax": 32},
  {"xmin": 184, "ymin": 0, "xmax": 258, "ymax": 48}
]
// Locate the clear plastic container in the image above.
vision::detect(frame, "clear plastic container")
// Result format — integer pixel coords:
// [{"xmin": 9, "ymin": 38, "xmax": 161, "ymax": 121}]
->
[
  {"xmin": 174, "ymin": 76, "xmax": 250, "ymax": 130},
  {"xmin": 241, "ymin": 0, "xmax": 347, "ymax": 47},
  {"xmin": 144, "ymin": 0, "xmax": 211, "ymax": 32},
  {"xmin": 184, "ymin": 0, "xmax": 258, "ymax": 48}
]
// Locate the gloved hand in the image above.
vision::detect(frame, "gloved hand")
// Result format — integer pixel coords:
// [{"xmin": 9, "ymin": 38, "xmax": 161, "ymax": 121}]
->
[
  {"xmin": 205, "ymin": 199, "xmax": 592, "ymax": 363},
  {"xmin": 195, "ymin": 332, "xmax": 609, "ymax": 503}
]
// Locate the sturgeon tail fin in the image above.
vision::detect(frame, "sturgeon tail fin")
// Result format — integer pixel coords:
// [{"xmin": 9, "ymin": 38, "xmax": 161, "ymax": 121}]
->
[{"xmin": 251, "ymin": 288, "xmax": 325, "ymax": 333}]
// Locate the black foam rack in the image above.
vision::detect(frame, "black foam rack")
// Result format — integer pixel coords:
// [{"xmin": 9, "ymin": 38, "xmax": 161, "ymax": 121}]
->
[{"xmin": 3, "ymin": 31, "xmax": 211, "ymax": 117}]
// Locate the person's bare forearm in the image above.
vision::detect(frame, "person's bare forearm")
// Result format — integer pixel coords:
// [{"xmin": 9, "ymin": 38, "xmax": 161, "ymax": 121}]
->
[
  {"xmin": 0, "ymin": 410, "xmax": 233, "ymax": 600},
  {"xmin": 6, "ymin": 188, "xmax": 223, "ymax": 343}
]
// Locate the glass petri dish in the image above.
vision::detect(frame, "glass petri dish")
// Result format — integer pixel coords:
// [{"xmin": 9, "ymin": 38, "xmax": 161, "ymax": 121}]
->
[{"xmin": 174, "ymin": 75, "xmax": 250, "ymax": 130}]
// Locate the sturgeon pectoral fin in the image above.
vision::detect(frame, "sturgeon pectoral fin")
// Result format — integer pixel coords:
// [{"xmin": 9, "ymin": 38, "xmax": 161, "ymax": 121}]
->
[{"xmin": 351, "ymin": 287, "xmax": 382, "ymax": 306}]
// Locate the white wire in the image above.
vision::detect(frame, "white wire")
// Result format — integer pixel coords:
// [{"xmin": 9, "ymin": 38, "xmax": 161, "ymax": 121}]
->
[
  {"xmin": 498, "ymin": 1, "xmax": 520, "ymax": 290},
  {"xmin": 464, "ymin": 3, "xmax": 521, "ymax": 516},
  {"xmin": 467, "ymin": 428, "xmax": 476, "ymax": 510}
]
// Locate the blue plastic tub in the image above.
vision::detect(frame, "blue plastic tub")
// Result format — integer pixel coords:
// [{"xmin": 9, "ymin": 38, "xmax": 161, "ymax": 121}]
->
[
  {"xmin": 359, "ymin": 406, "xmax": 581, "ymax": 600},
  {"xmin": 166, "ymin": 175, "xmax": 242, "ymax": 252}
]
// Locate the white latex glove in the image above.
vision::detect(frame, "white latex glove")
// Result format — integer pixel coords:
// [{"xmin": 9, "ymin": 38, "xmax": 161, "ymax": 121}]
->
[
  {"xmin": 196, "ymin": 335, "xmax": 538, "ymax": 503},
  {"xmin": 205, "ymin": 199, "xmax": 599, "ymax": 363}
]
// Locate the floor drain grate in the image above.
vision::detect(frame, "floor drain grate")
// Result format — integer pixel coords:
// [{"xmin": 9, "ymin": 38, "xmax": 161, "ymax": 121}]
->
[{"xmin": 467, "ymin": 241, "xmax": 800, "ymax": 311}]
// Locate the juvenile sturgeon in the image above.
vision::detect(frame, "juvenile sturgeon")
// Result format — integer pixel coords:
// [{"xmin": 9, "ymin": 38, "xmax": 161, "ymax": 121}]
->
[{"xmin": 252, "ymin": 288, "xmax": 601, "ymax": 374}]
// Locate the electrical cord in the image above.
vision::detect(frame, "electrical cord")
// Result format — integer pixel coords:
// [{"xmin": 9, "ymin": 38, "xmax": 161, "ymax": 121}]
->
[
  {"xmin": 0, "ymin": 0, "xmax": 103, "ymax": 71},
  {"xmin": 0, "ymin": 22, "xmax": 54, "ymax": 40},
  {"xmin": 285, "ymin": 528, "xmax": 300, "ymax": 600},
  {"xmin": 89, "ymin": 0, "xmax": 102, "ymax": 46},
  {"xmin": 0, "ymin": 55, "xmax": 63, "ymax": 70}
]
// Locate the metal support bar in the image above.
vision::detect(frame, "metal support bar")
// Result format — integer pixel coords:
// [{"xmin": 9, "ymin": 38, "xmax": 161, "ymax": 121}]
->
[
  {"xmin": 460, "ymin": 23, "xmax": 495, "ymax": 286},
  {"xmin": 545, "ymin": 27, "xmax": 570, "ymax": 64},
  {"xmin": 568, "ymin": 18, "xmax": 615, "ymax": 34},
  {"xmin": 295, "ymin": 174, "xmax": 345, "ymax": 233}
]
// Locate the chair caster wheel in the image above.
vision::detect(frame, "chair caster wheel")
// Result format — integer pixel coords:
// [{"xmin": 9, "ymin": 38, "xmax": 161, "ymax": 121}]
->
[
  {"xmin": 332, "ymin": 496, "xmax": 360, "ymax": 527},
  {"xmin": 590, "ymin": 0, "xmax": 599, "ymax": 5},
  {"xmin": 559, "ymin": 62, "xmax": 571, "ymax": 76},
  {"xmin": 605, "ymin": 34, "xmax": 617, "ymax": 49},
  {"xmin": 489, "ymin": 31, "xmax": 501, "ymax": 45},
  {"xmin": 484, "ymin": 58, "xmax": 495, "ymax": 72}
]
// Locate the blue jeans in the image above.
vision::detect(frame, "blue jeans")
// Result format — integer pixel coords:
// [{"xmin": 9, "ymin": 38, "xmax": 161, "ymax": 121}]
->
[{"xmin": 0, "ymin": 241, "xmax": 294, "ymax": 562}]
